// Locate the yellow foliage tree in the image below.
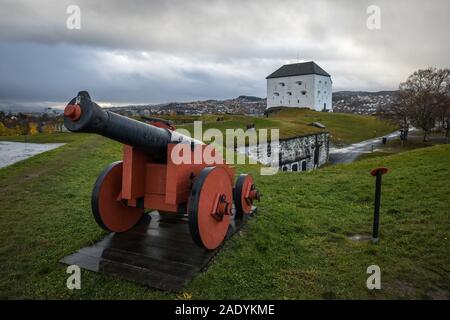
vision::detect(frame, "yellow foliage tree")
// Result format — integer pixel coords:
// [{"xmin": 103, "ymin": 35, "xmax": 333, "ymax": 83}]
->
[
  {"xmin": 28, "ymin": 122, "xmax": 39, "ymax": 135},
  {"xmin": 42, "ymin": 123, "xmax": 56, "ymax": 134},
  {"xmin": 0, "ymin": 122, "xmax": 17, "ymax": 136}
]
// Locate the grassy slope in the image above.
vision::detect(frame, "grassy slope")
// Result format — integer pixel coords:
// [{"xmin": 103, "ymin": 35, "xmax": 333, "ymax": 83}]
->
[
  {"xmin": 270, "ymin": 109, "xmax": 397, "ymax": 145},
  {"xmin": 0, "ymin": 133, "xmax": 448, "ymax": 299},
  {"xmin": 168, "ymin": 109, "xmax": 396, "ymax": 145}
]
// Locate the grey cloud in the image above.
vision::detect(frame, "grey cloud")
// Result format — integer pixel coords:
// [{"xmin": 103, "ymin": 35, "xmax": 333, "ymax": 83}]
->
[
  {"xmin": 0, "ymin": 42, "xmax": 261, "ymax": 105},
  {"xmin": 0, "ymin": 0, "xmax": 449, "ymax": 106}
]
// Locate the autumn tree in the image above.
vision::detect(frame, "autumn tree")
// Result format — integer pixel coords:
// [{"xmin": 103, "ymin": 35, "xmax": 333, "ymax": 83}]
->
[
  {"xmin": 18, "ymin": 119, "xmax": 29, "ymax": 136},
  {"xmin": 386, "ymin": 67, "xmax": 450, "ymax": 142},
  {"xmin": 435, "ymin": 74, "xmax": 450, "ymax": 142},
  {"xmin": 0, "ymin": 122, "xmax": 17, "ymax": 136},
  {"xmin": 380, "ymin": 90, "xmax": 413, "ymax": 140},
  {"xmin": 438, "ymin": 100, "xmax": 450, "ymax": 142},
  {"xmin": 28, "ymin": 122, "xmax": 39, "ymax": 135}
]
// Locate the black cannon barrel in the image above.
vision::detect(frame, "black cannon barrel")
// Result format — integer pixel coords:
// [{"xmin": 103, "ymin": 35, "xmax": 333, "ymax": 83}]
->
[{"xmin": 64, "ymin": 91, "xmax": 194, "ymax": 161}]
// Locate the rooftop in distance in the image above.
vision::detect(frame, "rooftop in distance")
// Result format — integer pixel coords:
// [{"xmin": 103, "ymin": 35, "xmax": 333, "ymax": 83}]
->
[{"xmin": 266, "ymin": 61, "xmax": 331, "ymax": 79}]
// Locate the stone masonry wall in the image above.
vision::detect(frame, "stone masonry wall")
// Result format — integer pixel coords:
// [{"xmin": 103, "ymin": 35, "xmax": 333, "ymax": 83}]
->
[{"xmin": 240, "ymin": 132, "xmax": 330, "ymax": 172}]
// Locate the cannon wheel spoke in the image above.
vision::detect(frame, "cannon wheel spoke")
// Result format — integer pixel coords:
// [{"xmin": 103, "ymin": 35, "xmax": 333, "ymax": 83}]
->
[{"xmin": 91, "ymin": 161, "xmax": 144, "ymax": 233}]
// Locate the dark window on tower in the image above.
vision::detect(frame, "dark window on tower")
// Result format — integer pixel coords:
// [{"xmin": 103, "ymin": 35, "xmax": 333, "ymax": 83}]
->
[{"xmin": 301, "ymin": 91, "xmax": 306, "ymax": 95}]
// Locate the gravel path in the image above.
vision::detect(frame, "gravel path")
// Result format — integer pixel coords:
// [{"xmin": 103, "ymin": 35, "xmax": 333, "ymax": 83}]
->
[{"xmin": 328, "ymin": 130, "xmax": 417, "ymax": 164}]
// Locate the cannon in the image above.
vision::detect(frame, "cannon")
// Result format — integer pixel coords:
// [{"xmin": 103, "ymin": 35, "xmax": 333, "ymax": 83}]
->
[{"xmin": 64, "ymin": 91, "xmax": 260, "ymax": 250}]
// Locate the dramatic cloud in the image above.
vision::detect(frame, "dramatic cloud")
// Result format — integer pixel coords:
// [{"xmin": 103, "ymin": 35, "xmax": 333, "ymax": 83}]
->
[{"xmin": 0, "ymin": 0, "xmax": 449, "ymax": 108}]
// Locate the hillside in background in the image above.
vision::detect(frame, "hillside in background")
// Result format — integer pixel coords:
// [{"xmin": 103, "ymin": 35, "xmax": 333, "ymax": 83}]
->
[
  {"xmin": 174, "ymin": 108, "xmax": 397, "ymax": 145},
  {"xmin": 2, "ymin": 91, "xmax": 398, "ymax": 117},
  {"xmin": 106, "ymin": 95, "xmax": 267, "ymax": 117},
  {"xmin": 112, "ymin": 91, "xmax": 397, "ymax": 116},
  {"xmin": 332, "ymin": 91, "xmax": 397, "ymax": 115},
  {"xmin": 107, "ymin": 91, "xmax": 398, "ymax": 117}
]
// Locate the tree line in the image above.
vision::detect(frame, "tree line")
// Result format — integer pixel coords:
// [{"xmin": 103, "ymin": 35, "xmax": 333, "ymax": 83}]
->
[
  {"xmin": 380, "ymin": 67, "xmax": 449, "ymax": 142},
  {"xmin": 0, "ymin": 111, "xmax": 65, "ymax": 136}
]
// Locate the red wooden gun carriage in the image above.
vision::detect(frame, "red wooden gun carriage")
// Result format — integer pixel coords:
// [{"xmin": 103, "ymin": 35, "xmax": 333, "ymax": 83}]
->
[{"xmin": 64, "ymin": 91, "xmax": 260, "ymax": 249}]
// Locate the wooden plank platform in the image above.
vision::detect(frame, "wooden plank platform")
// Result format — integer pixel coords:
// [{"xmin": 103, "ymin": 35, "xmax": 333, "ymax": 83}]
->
[{"xmin": 60, "ymin": 210, "xmax": 254, "ymax": 292}]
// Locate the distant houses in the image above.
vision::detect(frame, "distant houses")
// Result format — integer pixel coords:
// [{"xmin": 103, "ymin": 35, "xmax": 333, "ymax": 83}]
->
[{"xmin": 266, "ymin": 61, "xmax": 332, "ymax": 112}]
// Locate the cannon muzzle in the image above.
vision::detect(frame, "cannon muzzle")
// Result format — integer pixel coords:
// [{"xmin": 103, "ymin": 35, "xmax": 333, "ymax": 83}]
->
[{"xmin": 64, "ymin": 91, "xmax": 195, "ymax": 161}]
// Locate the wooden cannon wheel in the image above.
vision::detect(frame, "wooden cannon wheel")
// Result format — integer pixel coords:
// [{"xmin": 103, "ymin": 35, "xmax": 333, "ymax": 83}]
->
[
  {"xmin": 234, "ymin": 174, "xmax": 258, "ymax": 219},
  {"xmin": 188, "ymin": 167, "xmax": 233, "ymax": 250},
  {"xmin": 91, "ymin": 161, "xmax": 144, "ymax": 233}
]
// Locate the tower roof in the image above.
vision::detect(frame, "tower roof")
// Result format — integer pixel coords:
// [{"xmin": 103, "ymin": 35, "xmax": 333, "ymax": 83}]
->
[{"xmin": 266, "ymin": 61, "xmax": 330, "ymax": 79}]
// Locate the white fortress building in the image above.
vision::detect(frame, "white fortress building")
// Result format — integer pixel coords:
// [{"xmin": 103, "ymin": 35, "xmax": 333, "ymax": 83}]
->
[{"xmin": 266, "ymin": 61, "xmax": 332, "ymax": 112}]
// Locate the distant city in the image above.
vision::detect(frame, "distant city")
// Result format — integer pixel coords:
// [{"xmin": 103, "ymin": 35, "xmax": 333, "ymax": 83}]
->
[
  {"xmin": 92, "ymin": 91, "xmax": 398, "ymax": 117},
  {"xmin": 332, "ymin": 91, "xmax": 396, "ymax": 115},
  {"xmin": 106, "ymin": 95, "xmax": 267, "ymax": 117},
  {"xmin": 0, "ymin": 91, "xmax": 398, "ymax": 118}
]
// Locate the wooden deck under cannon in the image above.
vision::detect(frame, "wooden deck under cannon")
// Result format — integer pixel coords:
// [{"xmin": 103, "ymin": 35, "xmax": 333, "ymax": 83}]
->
[{"xmin": 60, "ymin": 209, "xmax": 255, "ymax": 292}]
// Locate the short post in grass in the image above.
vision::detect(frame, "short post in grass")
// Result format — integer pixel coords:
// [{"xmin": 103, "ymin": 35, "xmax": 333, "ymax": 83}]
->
[{"xmin": 370, "ymin": 167, "xmax": 389, "ymax": 243}]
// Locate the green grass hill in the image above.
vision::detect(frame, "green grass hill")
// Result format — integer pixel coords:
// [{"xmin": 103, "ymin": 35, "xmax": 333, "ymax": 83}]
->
[
  {"xmin": 164, "ymin": 108, "xmax": 397, "ymax": 145},
  {"xmin": 0, "ymin": 132, "xmax": 448, "ymax": 299}
]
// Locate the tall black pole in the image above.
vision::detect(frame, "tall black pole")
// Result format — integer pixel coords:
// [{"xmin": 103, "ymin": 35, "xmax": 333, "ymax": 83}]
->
[{"xmin": 372, "ymin": 171, "xmax": 383, "ymax": 243}]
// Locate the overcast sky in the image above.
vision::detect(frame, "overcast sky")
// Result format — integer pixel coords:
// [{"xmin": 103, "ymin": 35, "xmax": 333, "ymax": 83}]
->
[{"xmin": 0, "ymin": 0, "xmax": 449, "ymax": 108}]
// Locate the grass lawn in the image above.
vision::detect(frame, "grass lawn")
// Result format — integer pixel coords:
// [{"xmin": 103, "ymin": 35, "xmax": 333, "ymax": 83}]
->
[
  {"xmin": 160, "ymin": 108, "xmax": 397, "ymax": 145},
  {"xmin": 0, "ymin": 132, "xmax": 448, "ymax": 299},
  {"xmin": 267, "ymin": 108, "xmax": 397, "ymax": 145}
]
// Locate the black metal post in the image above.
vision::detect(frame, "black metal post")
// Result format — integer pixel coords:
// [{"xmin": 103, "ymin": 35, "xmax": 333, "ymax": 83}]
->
[{"xmin": 372, "ymin": 171, "xmax": 383, "ymax": 243}]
